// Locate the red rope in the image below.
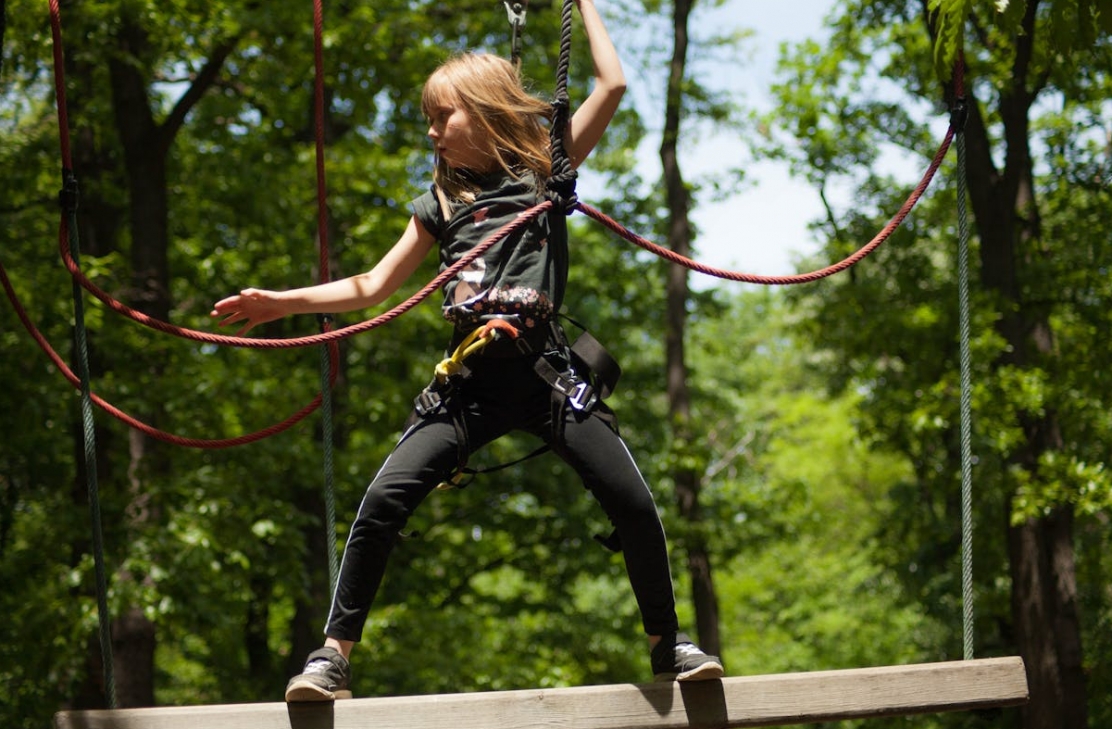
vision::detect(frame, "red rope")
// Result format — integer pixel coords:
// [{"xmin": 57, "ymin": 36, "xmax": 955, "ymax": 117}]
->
[
  {"xmin": 48, "ymin": 0, "xmax": 71, "ymax": 169},
  {"xmin": 46, "ymin": 0, "xmax": 547, "ymax": 351},
  {"xmin": 33, "ymin": 0, "xmax": 343, "ymax": 447},
  {"xmin": 1, "ymin": 257, "xmax": 335, "ymax": 448},
  {"xmin": 577, "ymin": 125, "xmax": 957, "ymax": 285},
  {"xmin": 56, "ymin": 204, "xmax": 548, "ymax": 348},
  {"xmin": 37, "ymin": 0, "xmax": 547, "ymax": 444},
  {"xmin": 312, "ymin": 0, "xmax": 330, "ymax": 284},
  {"xmin": 28, "ymin": 0, "xmax": 967, "ymax": 448}
]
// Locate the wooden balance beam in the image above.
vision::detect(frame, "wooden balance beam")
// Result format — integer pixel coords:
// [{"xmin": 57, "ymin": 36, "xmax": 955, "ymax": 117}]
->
[{"xmin": 54, "ymin": 656, "xmax": 1027, "ymax": 729}]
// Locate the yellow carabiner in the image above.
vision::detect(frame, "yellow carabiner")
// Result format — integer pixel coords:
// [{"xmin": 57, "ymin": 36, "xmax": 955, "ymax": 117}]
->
[{"xmin": 433, "ymin": 319, "xmax": 521, "ymax": 383}]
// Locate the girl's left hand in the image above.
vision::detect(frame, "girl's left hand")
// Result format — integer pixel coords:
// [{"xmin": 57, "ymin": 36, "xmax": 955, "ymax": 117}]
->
[{"xmin": 210, "ymin": 288, "xmax": 288, "ymax": 335}]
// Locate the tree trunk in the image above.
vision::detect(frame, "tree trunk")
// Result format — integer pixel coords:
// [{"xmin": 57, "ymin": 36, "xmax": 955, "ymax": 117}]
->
[
  {"xmin": 659, "ymin": 0, "xmax": 720, "ymax": 655},
  {"xmin": 111, "ymin": 607, "xmax": 158, "ymax": 708},
  {"xmin": 956, "ymin": 1, "xmax": 1088, "ymax": 725},
  {"xmin": 245, "ymin": 574, "xmax": 275, "ymax": 696},
  {"xmin": 1008, "ymin": 507, "xmax": 1087, "ymax": 729}
]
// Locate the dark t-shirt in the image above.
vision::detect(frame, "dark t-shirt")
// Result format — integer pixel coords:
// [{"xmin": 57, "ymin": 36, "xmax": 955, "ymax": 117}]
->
[{"xmin": 411, "ymin": 170, "xmax": 568, "ymax": 332}]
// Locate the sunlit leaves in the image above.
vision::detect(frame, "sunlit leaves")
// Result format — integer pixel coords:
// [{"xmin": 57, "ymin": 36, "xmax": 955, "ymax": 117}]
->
[{"xmin": 928, "ymin": 0, "xmax": 973, "ymax": 80}]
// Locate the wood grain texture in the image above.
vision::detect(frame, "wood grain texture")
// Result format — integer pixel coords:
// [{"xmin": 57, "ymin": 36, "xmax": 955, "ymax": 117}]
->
[{"xmin": 55, "ymin": 657, "xmax": 1028, "ymax": 729}]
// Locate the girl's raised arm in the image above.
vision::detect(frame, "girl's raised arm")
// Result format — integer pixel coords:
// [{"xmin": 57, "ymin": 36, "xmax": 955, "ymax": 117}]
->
[{"xmin": 564, "ymin": 0, "xmax": 626, "ymax": 169}]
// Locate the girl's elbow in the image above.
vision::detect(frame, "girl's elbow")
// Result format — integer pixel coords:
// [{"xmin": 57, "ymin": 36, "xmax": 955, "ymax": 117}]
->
[{"xmin": 601, "ymin": 78, "xmax": 627, "ymax": 102}]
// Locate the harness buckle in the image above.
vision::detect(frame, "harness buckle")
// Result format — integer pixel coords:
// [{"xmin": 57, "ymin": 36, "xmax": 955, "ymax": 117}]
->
[
  {"xmin": 414, "ymin": 387, "xmax": 443, "ymax": 417},
  {"xmin": 566, "ymin": 380, "xmax": 597, "ymax": 412}
]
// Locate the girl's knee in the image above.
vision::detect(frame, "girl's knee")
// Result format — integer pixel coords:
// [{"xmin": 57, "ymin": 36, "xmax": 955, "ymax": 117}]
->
[{"xmin": 353, "ymin": 481, "xmax": 423, "ymax": 534}]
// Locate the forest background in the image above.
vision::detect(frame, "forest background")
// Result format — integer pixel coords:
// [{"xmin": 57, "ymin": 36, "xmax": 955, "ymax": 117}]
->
[{"xmin": 1, "ymin": 1, "xmax": 1109, "ymax": 729}]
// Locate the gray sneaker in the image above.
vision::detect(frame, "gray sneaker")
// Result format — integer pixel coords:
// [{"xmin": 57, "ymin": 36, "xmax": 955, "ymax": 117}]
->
[
  {"xmin": 651, "ymin": 632, "xmax": 724, "ymax": 682},
  {"xmin": 285, "ymin": 647, "xmax": 353, "ymax": 701}
]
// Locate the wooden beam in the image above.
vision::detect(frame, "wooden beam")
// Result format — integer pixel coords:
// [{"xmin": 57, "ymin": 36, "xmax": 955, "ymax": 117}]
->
[{"xmin": 54, "ymin": 657, "xmax": 1027, "ymax": 729}]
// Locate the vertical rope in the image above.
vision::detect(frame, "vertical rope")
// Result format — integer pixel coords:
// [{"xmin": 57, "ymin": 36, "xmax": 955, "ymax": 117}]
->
[
  {"xmin": 312, "ymin": 0, "xmax": 340, "ymax": 591},
  {"xmin": 552, "ymin": 0, "xmax": 573, "ymax": 106},
  {"xmin": 545, "ymin": 0, "xmax": 578, "ymax": 211},
  {"xmin": 953, "ymin": 59, "xmax": 975, "ymax": 662},
  {"xmin": 318, "ymin": 345, "xmax": 339, "ymax": 589},
  {"xmin": 63, "ymin": 174, "xmax": 118, "ymax": 708},
  {"xmin": 49, "ymin": 0, "xmax": 117, "ymax": 706}
]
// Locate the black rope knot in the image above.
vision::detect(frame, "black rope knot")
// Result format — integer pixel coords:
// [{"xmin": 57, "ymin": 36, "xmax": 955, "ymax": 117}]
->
[
  {"xmin": 58, "ymin": 169, "xmax": 80, "ymax": 213},
  {"xmin": 545, "ymin": 171, "xmax": 579, "ymax": 214},
  {"xmin": 547, "ymin": 94, "xmax": 578, "ymax": 213},
  {"xmin": 950, "ymin": 96, "xmax": 968, "ymax": 132}
]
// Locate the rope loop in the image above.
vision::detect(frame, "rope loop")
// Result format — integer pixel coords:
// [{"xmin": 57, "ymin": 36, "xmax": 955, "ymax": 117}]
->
[{"xmin": 434, "ymin": 318, "xmax": 520, "ymax": 383}]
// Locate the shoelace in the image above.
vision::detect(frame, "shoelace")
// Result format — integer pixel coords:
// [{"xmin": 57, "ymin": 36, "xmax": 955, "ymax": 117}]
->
[
  {"xmin": 675, "ymin": 642, "xmax": 704, "ymax": 657},
  {"xmin": 303, "ymin": 659, "xmax": 333, "ymax": 675}
]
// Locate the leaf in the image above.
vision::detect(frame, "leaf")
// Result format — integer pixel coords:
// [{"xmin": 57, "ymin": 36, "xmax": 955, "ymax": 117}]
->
[{"xmin": 928, "ymin": 0, "xmax": 973, "ymax": 81}]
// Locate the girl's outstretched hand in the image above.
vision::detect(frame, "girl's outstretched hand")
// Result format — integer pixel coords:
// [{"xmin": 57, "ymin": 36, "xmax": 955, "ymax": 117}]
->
[{"xmin": 211, "ymin": 288, "xmax": 288, "ymax": 335}]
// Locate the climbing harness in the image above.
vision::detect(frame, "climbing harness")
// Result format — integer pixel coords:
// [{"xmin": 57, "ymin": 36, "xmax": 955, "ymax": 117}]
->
[{"xmin": 410, "ymin": 314, "xmax": 622, "ymax": 491}]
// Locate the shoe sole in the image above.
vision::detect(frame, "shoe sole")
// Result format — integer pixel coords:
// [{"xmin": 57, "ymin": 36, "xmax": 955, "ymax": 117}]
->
[
  {"xmin": 285, "ymin": 680, "xmax": 354, "ymax": 702},
  {"xmin": 655, "ymin": 660, "xmax": 725, "ymax": 683}
]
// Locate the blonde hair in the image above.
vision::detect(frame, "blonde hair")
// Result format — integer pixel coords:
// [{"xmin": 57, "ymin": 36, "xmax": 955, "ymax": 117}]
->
[{"xmin": 421, "ymin": 52, "xmax": 552, "ymax": 206}]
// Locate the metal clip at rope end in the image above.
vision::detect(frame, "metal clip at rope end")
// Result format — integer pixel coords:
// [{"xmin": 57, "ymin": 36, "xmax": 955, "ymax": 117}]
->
[
  {"xmin": 950, "ymin": 96, "xmax": 969, "ymax": 132},
  {"xmin": 436, "ymin": 470, "xmax": 469, "ymax": 491},
  {"xmin": 58, "ymin": 170, "xmax": 80, "ymax": 213},
  {"xmin": 503, "ymin": 1, "xmax": 527, "ymax": 29}
]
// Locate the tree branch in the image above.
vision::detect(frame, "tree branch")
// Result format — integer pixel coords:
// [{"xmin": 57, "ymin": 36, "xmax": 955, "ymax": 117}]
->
[{"xmin": 157, "ymin": 37, "xmax": 240, "ymax": 158}]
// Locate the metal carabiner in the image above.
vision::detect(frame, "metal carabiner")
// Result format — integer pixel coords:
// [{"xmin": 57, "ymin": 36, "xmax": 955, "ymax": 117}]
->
[{"xmin": 502, "ymin": 1, "xmax": 527, "ymax": 65}]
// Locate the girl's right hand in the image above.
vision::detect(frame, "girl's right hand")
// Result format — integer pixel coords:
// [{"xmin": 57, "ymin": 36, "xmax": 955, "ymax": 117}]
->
[{"xmin": 210, "ymin": 288, "xmax": 288, "ymax": 335}]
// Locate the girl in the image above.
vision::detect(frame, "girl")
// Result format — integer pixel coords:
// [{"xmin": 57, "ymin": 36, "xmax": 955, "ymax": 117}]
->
[{"xmin": 212, "ymin": 0, "xmax": 723, "ymax": 701}]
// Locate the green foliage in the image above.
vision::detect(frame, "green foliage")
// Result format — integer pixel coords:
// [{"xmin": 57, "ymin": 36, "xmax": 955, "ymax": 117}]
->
[
  {"xmin": 4, "ymin": 0, "xmax": 1107, "ymax": 726},
  {"xmin": 927, "ymin": 0, "xmax": 972, "ymax": 80},
  {"xmin": 760, "ymin": 0, "xmax": 1111, "ymax": 723}
]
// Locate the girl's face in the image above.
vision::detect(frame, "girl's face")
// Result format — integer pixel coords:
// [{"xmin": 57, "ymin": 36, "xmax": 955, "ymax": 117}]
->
[{"xmin": 427, "ymin": 101, "xmax": 492, "ymax": 172}]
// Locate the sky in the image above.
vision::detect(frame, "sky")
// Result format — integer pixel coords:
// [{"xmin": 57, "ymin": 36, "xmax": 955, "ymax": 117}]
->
[
  {"xmin": 588, "ymin": 1, "xmax": 840, "ymax": 279},
  {"xmin": 687, "ymin": 1, "xmax": 836, "ymax": 276}
]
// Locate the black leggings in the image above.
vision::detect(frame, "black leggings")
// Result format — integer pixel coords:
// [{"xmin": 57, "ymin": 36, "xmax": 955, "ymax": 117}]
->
[{"xmin": 324, "ymin": 353, "xmax": 679, "ymax": 640}]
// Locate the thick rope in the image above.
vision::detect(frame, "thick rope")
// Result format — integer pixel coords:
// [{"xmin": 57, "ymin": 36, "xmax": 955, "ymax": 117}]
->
[
  {"xmin": 54, "ymin": 204, "xmax": 546, "ymax": 348},
  {"xmin": 33, "ymin": 0, "xmax": 339, "ymax": 449},
  {"xmin": 14, "ymin": 204, "xmax": 542, "ymax": 446},
  {"xmin": 12, "ymin": 207, "xmax": 534, "ymax": 447},
  {"xmin": 545, "ymin": 0, "xmax": 578, "ymax": 211},
  {"xmin": 26, "ymin": 1, "xmax": 964, "ymax": 453},
  {"xmin": 1, "ymin": 255, "xmax": 335, "ymax": 449}
]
